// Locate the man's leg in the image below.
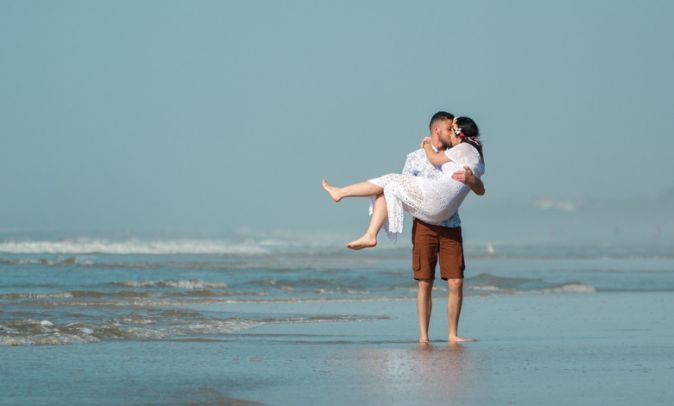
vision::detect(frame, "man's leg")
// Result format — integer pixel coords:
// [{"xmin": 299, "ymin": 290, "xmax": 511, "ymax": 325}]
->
[
  {"xmin": 412, "ymin": 220, "xmax": 439, "ymax": 342},
  {"xmin": 447, "ymin": 278, "xmax": 466, "ymax": 342},
  {"xmin": 417, "ymin": 279, "xmax": 434, "ymax": 343},
  {"xmin": 438, "ymin": 227, "xmax": 475, "ymax": 343}
]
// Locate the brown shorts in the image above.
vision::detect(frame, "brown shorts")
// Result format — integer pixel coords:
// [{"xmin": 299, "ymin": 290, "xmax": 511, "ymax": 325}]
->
[{"xmin": 412, "ymin": 219, "xmax": 465, "ymax": 280}]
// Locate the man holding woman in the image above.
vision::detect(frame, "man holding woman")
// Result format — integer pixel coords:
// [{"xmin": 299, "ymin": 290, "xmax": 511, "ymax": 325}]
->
[{"xmin": 323, "ymin": 111, "xmax": 485, "ymax": 342}]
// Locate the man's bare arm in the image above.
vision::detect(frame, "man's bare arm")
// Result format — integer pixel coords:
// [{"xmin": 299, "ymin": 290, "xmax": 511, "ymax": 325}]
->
[{"xmin": 452, "ymin": 166, "xmax": 485, "ymax": 196}]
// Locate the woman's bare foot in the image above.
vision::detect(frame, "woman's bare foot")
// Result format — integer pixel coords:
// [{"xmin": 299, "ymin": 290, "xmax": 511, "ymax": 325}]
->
[
  {"xmin": 322, "ymin": 180, "xmax": 342, "ymax": 202},
  {"xmin": 448, "ymin": 335, "xmax": 477, "ymax": 343},
  {"xmin": 346, "ymin": 234, "xmax": 377, "ymax": 250}
]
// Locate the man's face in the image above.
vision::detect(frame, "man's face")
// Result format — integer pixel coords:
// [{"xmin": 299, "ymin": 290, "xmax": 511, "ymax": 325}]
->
[{"xmin": 435, "ymin": 119, "xmax": 454, "ymax": 147}]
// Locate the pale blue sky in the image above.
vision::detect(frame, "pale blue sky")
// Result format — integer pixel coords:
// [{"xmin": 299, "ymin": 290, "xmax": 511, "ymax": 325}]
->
[{"xmin": 1, "ymin": 0, "xmax": 673, "ymax": 238}]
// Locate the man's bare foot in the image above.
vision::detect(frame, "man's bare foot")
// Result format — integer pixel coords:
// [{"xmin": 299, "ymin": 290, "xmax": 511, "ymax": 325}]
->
[
  {"xmin": 346, "ymin": 235, "xmax": 377, "ymax": 250},
  {"xmin": 417, "ymin": 342, "xmax": 432, "ymax": 351},
  {"xmin": 419, "ymin": 337, "xmax": 430, "ymax": 344},
  {"xmin": 448, "ymin": 336, "xmax": 477, "ymax": 343},
  {"xmin": 322, "ymin": 180, "xmax": 342, "ymax": 202}
]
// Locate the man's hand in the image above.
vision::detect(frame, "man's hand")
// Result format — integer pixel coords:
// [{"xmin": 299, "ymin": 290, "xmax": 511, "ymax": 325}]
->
[
  {"xmin": 452, "ymin": 166, "xmax": 485, "ymax": 195},
  {"xmin": 451, "ymin": 166, "xmax": 474, "ymax": 183}
]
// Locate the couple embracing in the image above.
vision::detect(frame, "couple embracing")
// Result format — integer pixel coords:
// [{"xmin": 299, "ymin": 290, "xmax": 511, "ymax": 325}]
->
[{"xmin": 323, "ymin": 111, "xmax": 485, "ymax": 343}]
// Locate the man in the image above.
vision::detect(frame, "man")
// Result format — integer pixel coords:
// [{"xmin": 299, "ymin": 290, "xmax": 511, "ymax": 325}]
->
[{"xmin": 401, "ymin": 111, "xmax": 484, "ymax": 343}]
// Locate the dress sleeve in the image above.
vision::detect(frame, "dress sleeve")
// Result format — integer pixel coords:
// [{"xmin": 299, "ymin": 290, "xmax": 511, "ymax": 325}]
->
[
  {"xmin": 443, "ymin": 146, "xmax": 460, "ymax": 162},
  {"xmin": 445, "ymin": 144, "xmax": 484, "ymax": 175}
]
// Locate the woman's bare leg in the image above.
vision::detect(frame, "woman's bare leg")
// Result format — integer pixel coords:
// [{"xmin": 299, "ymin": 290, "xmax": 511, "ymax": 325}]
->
[
  {"xmin": 346, "ymin": 193, "xmax": 388, "ymax": 250},
  {"xmin": 322, "ymin": 180, "xmax": 384, "ymax": 202}
]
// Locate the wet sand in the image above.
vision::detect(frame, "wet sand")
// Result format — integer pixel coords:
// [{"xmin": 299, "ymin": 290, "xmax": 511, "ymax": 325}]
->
[{"xmin": 2, "ymin": 292, "xmax": 673, "ymax": 405}]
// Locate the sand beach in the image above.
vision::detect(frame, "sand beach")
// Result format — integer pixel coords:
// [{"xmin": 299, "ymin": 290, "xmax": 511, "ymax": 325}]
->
[{"xmin": 3, "ymin": 290, "xmax": 673, "ymax": 405}]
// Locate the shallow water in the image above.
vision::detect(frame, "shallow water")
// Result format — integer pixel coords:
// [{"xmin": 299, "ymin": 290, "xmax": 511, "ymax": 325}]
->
[
  {"xmin": 1, "ymin": 239, "xmax": 673, "ymax": 346},
  {"xmin": 2, "ymin": 293, "xmax": 673, "ymax": 405}
]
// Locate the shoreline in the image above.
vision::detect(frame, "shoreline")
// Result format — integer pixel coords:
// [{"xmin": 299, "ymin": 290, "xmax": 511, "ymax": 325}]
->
[{"xmin": 3, "ymin": 291, "xmax": 672, "ymax": 405}]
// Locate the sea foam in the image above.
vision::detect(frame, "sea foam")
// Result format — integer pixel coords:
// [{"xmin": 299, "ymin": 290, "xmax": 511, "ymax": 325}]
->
[{"xmin": 0, "ymin": 238, "xmax": 268, "ymax": 255}]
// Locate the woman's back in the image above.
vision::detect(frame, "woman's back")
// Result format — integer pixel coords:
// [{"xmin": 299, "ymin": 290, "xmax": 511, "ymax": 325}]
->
[
  {"xmin": 415, "ymin": 142, "xmax": 484, "ymax": 224},
  {"xmin": 440, "ymin": 142, "xmax": 484, "ymax": 178}
]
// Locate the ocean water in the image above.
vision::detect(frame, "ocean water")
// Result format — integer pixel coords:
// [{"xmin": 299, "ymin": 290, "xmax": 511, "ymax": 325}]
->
[{"xmin": 1, "ymin": 237, "xmax": 673, "ymax": 347}]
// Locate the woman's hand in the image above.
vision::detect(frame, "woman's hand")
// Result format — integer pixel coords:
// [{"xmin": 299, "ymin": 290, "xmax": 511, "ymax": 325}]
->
[{"xmin": 420, "ymin": 136, "xmax": 432, "ymax": 149}]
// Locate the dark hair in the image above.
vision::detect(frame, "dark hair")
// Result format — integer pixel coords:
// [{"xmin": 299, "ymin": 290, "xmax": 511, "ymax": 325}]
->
[
  {"xmin": 455, "ymin": 116, "xmax": 484, "ymax": 161},
  {"xmin": 429, "ymin": 111, "xmax": 454, "ymax": 130}
]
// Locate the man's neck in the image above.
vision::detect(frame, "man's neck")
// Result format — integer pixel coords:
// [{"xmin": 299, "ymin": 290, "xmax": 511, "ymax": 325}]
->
[{"xmin": 431, "ymin": 139, "xmax": 444, "ymax": 152}]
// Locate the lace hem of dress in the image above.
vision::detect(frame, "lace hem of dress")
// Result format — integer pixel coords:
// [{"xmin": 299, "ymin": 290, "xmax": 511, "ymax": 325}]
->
[{"xmin": 367, "ymin": 174, "xmax": 423, "ymax": 241}]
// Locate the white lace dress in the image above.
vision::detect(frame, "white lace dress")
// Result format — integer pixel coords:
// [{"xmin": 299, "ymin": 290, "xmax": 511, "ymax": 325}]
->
[{"xmin": 368, "ymin": 142, "xmax": 484, "ymax": 236}]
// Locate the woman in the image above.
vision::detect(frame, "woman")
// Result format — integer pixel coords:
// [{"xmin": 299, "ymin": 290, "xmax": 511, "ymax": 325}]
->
[{"xmin": 323, "ymin": 116, "xmax": 484, "ymax": 249}]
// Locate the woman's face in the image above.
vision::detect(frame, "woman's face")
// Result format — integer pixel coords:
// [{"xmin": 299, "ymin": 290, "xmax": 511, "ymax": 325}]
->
[{"xmin": 448, "ymin": 124, "xmax": 462, "ymax": 146}]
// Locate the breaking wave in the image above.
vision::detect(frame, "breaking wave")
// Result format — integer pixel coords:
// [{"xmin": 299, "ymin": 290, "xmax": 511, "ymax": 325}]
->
[
  {"xmin": 465, "ymin": 273, "xmax": 595, "ymax": 295},
  {"xmin": 0, "ymin": 238, "xmax": 268, "ymax": 255},
  {"xmin": 0, "ymin": 314, "xmax": 387, "ymax": 346},
  {"xmin": 112, "ymin": 280, "xmax": 228, "ymax": 289}
]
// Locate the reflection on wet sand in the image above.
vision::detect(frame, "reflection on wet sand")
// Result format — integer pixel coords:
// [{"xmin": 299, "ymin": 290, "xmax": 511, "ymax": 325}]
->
[{"xmin": 357, "ymin": 342, "xmax": 478, "ymax": 403}]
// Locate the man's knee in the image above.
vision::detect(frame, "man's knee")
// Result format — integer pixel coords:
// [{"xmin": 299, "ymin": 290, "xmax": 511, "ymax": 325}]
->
[
  {"xmin": 418, "ymin": 279, "xmax": 434, "ymax": 292},
  {"xmin": 447, "ymin": 278, "xmax": 463, "ymax": 293}
]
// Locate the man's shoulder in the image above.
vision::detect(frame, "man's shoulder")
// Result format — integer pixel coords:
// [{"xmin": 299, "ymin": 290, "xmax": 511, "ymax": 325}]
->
[
  {"xmin": 404, "ymin": 148, "xmax": 444, "ymax": 176},
  {"xmin": 406, "ymin": 149, "xmax": 426, "ymax": 159}
]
